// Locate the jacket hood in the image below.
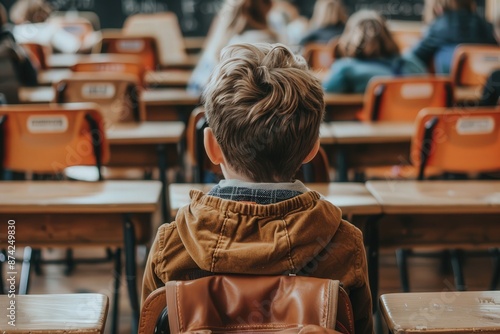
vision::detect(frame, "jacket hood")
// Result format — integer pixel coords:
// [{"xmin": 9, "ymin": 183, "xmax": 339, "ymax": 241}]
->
[{"xmin": 175, "ymin": 190, "xmax": 343, "ymax": 275}]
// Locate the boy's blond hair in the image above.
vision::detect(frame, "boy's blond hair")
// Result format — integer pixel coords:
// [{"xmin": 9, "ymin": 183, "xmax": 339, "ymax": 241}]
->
[
  {"xmin": 337, "ymin": 10, "xmax": 399, "ymax": 59},
  {"xmin": 203, "ymin": 43, "xmax": 324, "ymax": 182}
]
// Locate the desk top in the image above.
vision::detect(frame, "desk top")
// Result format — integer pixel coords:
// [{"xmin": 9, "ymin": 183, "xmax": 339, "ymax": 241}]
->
[
  {"xmin": 107, "ymin": 121, "xmax": 184, "ymax": 145},
  {"xmin": 380, "ymin": 291, "xmax": 500, "ymax": 334},
  {"xmin": 0, "ymin": 293, "xmax": 108, "ymax": 333},
  {"xmin": 328, "ymin": 121, "xmax": 415, "ymax": 144},
  {"xmin": 169, "ymin": 183, "xmax": 381, "ymax": 216},
  {"xmin": 141, "ymin": 88, "xmax": 200, "ymax": 106},
  {"xmin": 366, "ymin": 180, "xmax": 500, "ymax": 214},
  {"xmin": 324, "ymin": 93, "xmax": 364, "ymax": 106},
  {"xmin": 0, "ymin": 181, "xmax": 161, "ymax": 213}
]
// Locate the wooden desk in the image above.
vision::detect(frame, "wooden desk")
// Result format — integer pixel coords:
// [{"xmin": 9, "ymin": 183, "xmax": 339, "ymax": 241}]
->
[
  {"xmin": 18, "ymin": 87, "xmax": 201, "ymax": 121},
  {"xmin": 0, "ymin": 180, "xmax": 161, "ymax": 334},
  {"xmin": 380, "ymin": 291, "xmax": 500, "ymax": 334},
  {"xmin": 323, "ymin": 122, "xmax": 414, "ymax": 181},
  {"xmin": 0, "ymin": 293, "xmax": 109, "ymax": 333},
  {"xmin": 38, "ymin": 69, "xmax": 192, "ymax": 88},
  {"xmin": 365, "ymin": 180, "xmax": 500, "ymax": 312},
  {"xmin": 323, "ymin": 93, "xmax": 364, "ymax": 121},
  {"xmin": 107, "ymin": 122, "xmax": 185, "ymax": 221}
]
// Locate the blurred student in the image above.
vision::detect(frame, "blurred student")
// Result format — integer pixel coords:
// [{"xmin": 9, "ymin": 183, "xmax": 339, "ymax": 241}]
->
[
  {"xmin": 143, "ymin": 42, "xmax": 373, "ymax": 334},
  {"xmin": 188, "ymin": 0, "xmax": 278, "ymax": 94},
  {"xmin": 10, "ymin": 0, "xmax": 95, "ymax": 54},
  {"xmin": 0, "ymin": 3, "xmax": 37, "ymax": 103},
  {"xmin": 268, "ymin": 0, "xmax": 309, "ymax": 46},
  {"xmin": 299, "ymin": 0, "xmax": 347, "ymax": 46},
  {"xmin": 323, "ymin": 10, "xmax": 426, "ymax": 93},
  {"xmin": 413, "ymin": 0, "xmax": 497, "ymax": 74}
]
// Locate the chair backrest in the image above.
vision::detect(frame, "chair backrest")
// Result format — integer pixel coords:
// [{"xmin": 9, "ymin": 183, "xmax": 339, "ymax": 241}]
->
[
  {"xmin": 100, "ymin": 35, "xmax": 160, "ymax": 71},
  {"xmin": 450, "ymin": 44, "xmax": 500, "ymax": 87},
  {"xmin": 20, "ymin": 43, "xmax": 48, "ymax": 70},
  {"xmin": 0, "ymin": 103, "xmax": 109, "ymax": 176},
  {"xmin": 187, "ymin": 107, "xmax": 330, "ymax": 183},
  {"xmin": 54, "ymin": 72, "xmax": 145, "ymax": 124},
  {"xmin": 139, "ymin": 275, "xmax": 354, "ymax": 334},
  {"xmin": 123, "ymin": 12, "xmax": 187, "ymax": 67},
  {"xmin": 360, "ymin": 76, "xmax": 454, "ymax": 122},
  {"xmin": 302, "ymin": 40, "xmax": 337, "ymax": 71},
  {"xmin": 411, "ymin": 107, "xmax": 500, "ymax": 179},
  {"xmin": 71, "ymin": 55, "xmax": 146, "ymax": 87}
]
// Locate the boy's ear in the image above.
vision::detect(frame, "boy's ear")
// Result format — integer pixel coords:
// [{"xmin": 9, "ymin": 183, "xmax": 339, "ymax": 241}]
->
[
  {"xmin": 204, "ymin": 127, "xmax": 225, "ymax": 165},
  {"xmin": 303, "ymin": 139, "xmax": 320, "ymax": 164}
]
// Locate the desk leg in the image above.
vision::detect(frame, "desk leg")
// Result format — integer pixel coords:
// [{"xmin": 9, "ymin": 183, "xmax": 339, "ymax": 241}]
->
[
  {"xmin": 123, "ymin": 215, "xmax": 139, "ymax": 334},
  {"xmin": 336, "ymin": 149, "xmax": 348, "ymax": 182},
  {"xmin": 157, "ymin": 144, "xmax": 171, "ymax": 223},
  {"xmin": 111, "ymin": 248, "xmax": 122, "ymax": 334},
  {"xmin": 366, "ymin": 215, "xmax": 381, "ymax": 313}
]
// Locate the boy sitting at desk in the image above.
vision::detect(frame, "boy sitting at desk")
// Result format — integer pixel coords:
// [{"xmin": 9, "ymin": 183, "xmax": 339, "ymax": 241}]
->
[{"xmin": 142, "ymin": 43, "xmax": 373, "ymax": 334}]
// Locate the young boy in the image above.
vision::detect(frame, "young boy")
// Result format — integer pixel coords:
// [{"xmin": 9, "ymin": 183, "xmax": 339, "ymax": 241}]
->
[{"xmin": 142, "ymin": 43, "xmax": 373, "ymax": 334}]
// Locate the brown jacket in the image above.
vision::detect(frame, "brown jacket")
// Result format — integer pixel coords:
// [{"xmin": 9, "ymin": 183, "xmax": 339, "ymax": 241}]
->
[{"xmin": 142, "ymin": 190, "xmax": 373, "ymax": 334}]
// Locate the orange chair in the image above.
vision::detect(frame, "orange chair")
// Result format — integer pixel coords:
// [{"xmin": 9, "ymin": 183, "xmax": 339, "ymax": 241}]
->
[
  {"xmin": 100, "ymin": 35, "xmax": 160, "ymax": 71},
  {"xmin": 412, "ymin": 107, "xmax": 500, "ymax": 178},
  {"xmin": 0, "ymin": 103, "xmax": 109, "ymax": 180},
  {"xmin": 450, "ymin": 44, "xmax": 500, "ymax": 87},
  {"xmin": 54, "ymin": 73, "xmax": 145, "ymax": 124},
  {"xmin": 399, "ymin": 106, "xmax": 500, "ymax": 292},
  {"xmin": 20, "ymin": 43, "xmax": 49, "ymax": 70},
  {"xmin": 302, "ymin": 39, "xmax": 338, "ymax": 71},
  {"xmin": 390, "ymin": 30, "xmax": 422, "ymax": 54},
  {"xmin": 71, "ymin": 55, "xmax": 146, "ymax": 87},
  {"xmin": 360, "ymin": 76, "xmax": 454, "ymax": 121}
]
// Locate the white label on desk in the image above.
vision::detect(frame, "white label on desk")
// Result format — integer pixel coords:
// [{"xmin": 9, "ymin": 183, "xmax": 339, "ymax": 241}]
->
[
  {"xmin": 401, "ymin": 83, "xmax": 433, "ymax": 99},
  {"xmin": 117, "ymin": 40, "xmax": 145, "ymax": 52},
  {"xmin": 82, "ymin": 83, "xmax": 115, "ymax": 99},
  {"xmin": 456, "ymin": 117, "xmax": 495, "ymax": 135},
  {"xmin": 27, "ymin": 115, "xmax": 68, "ymax": 133}
]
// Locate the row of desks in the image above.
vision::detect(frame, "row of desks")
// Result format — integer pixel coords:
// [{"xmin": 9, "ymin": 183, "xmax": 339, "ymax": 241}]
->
[{"xmin": 169, "ymin": 181, "xmax": 500, "ymax": 314}]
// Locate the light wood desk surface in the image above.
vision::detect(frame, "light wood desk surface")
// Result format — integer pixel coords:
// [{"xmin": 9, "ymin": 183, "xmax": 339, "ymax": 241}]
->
[
  {"xmin": 141, "ymin": 88, "xmax": 199, "ymax": 106},
  {"xmin": 169, "ymin": 183, "xmax": 382, "ymax": 217},
  {"xmin": 366, "ymin": 180, "xmax": 500, "ymax": 214},
  {"xmin": 0, "ymin": 294, "xmax": 108, "ymax": 333},
  {"xmin": 0, "ymin": 181, "xmax": 161, "ymax": 214},
  {"xmin": 107, "ymin": 121, "xmax": 184, "ymax": 145},
  {"xmin": 380, "ymin": 291, "xmax": 500, "ymax": 334},
  {"xmin": 328, "ymin": 121, "xmax": 414, "ymax": 144}
]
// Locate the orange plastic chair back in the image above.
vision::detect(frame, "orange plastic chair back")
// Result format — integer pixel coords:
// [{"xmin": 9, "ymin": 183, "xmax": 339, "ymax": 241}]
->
[
  {"xmin": 391, "ymin": 30, "xmax": 422, "ymax": 53},
  {"xmin": 302, "ymin": 40, "xmax": 337, "ymax": 71},
  {"xmin": 71, "ymin": 55, "xmax": 146, "ymax": 87},
  {"xmin": 411, "ymin": 107, "xmax": 500, "ymax": 177},
  {"xmin": 361, "ymin": 76, "xmax": 454, "ymax": 121},
  {"xmin": 450, "ymin": 44, "xmax": 500, "ymax": 87},
  {"xmin": 100, "ymin": 36, "xmax": 159, "ymax": 71},
  {"xmin": 0, "ymin": 103, "xmax": 110, "ymax": 174},
  {"xmin": 54, "ymin": 72, "xmax": 145, "ymax": 124},
  {"xmin": 20, "ymin": 43, "xmax": 48, "ymax": 70}
]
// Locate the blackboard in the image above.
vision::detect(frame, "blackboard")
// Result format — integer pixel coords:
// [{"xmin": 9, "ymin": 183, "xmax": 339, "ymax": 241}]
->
[{"xmin": 0, "ymin": 0, "xmax": 487, "ymax": 36}]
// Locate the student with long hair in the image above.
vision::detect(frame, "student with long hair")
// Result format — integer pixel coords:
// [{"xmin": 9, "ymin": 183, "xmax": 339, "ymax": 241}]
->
[
  {"xmin": 188, "ymin": 0, "xmax": 278, "ymax": 94},
  {"xmin": 323, "ymin": 10, "xmax": 426, "ymax": 93},
  {"xmin": 414, "ymin": 0, "xmax": 497, "ymax": 73},
  {"xmin": 300, "ymin": 0, "xmax": 348, "ymax": 46}
]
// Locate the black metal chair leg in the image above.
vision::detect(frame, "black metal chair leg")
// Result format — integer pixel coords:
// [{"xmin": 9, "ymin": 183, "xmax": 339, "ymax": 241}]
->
[
  {"xmin": 450, "ymin": 249, "xmax": 466, "ymax": 291},
  {"xmin": 335, "ymin": 149, "xmax": 349, "ymax": 182},
  {"xmin": 366, "ymin": 214, "xmax": 382, "ymax": 313},
  {"xmin": 157, "ymin": 144, "xmax": 170, "ymax": 223},
  {"xmin": 110, "ymin": 248, "xmax": 122, "ymax": 334},
  {"xmin": 490, "ymin": 248, "xmax": 500, "ymax": 290},
  {"xmin": 33, "ymin": 249, "xmax": 42, "ymax": 275},
  {"xmin": 396, "ymin": 249, "xmax": 411, "ymax": 292},
  {"xmin": 0, "ymin": 250, "xmax": 5, "ymax": 294},
  {"xmin": 64, "ymin": 248, "xmax": 75, "ymax": 276},
  {"xmin": 19, "ymin": 247, "xmax": 32, "ymax": 295},
  {"xmin": 123, "ymin": 215, "xmax": 139, "ymax": 334}
]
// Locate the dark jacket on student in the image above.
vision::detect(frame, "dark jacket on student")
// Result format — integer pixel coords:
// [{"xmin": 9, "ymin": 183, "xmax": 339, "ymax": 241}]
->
[
  {"xmin": 0, "ymin": 29, "xmax": 38, "ymax": 103},
  {"xmin": 411, "ymin": 9, "xmax": 498, "ymax": 74},
  {"xmin": 300, "ymin": 23, "xmax": 345, "ymax": 45},
  {"xmin": 142, "ymin": 181, "xmax": 373, "ymax": 334}
]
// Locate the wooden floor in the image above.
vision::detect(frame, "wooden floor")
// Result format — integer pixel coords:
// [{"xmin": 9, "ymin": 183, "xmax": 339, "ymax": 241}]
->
[{"xmin": 6, "ymin": 243, "xmax": 498, "ymax": 333}]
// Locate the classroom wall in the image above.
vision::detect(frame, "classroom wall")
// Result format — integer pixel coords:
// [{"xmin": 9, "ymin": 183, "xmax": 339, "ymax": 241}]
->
[{"xmin": 0, "ymin": 0, "xmax": 487, "ymax": 36}]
